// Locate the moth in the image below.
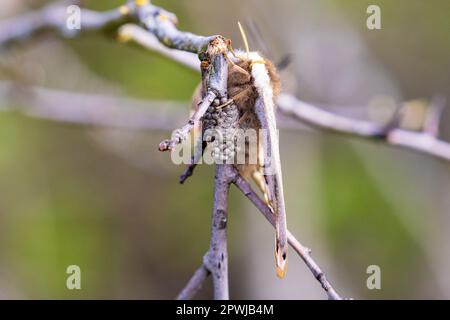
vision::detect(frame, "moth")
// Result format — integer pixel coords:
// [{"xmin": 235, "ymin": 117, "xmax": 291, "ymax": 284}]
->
[{"xmin": 186, "ymin": 23, "xmax": 289, "ymax": 278}]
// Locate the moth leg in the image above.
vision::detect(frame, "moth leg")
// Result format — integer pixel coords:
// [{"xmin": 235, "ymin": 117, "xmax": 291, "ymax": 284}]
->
[
  {"xmin": 251, "ymin": 169, "xmax": 272, "ymax": 208},
  {"xmin": 179, "ymin": 85, "xmax": 205, "ymax": 184},
  {"xmin": 226, "ymin": 86, "xmax": 254, "ymax": 109}
]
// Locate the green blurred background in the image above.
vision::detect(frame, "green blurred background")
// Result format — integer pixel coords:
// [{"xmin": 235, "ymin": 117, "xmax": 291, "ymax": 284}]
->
[{"xmin": 0, "ymin": 0, "xmax": 449, "ymax": 299}]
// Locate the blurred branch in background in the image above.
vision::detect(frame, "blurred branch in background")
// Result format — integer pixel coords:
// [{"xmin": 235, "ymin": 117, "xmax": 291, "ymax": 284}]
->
[
  {"xmin": 0, "ymin": 80, "xmax": 309, "ymax": 132},
  {"xmin": 0, "ymin": 80, "xmax": 184, "ymax": 131},
  {"xmin": 278, "ymin": 95, "xmax": 450, "ymax": 161},
  {"xmin": 0, "ymin": 0, "xmax": 126, "ymax": 47},
  {"xmin": 2, "ymin": 77, "xmax": 447, "ymax": 162}
]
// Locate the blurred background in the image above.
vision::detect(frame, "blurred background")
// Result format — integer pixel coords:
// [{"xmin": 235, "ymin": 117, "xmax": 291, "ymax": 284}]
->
[{"xmin": 0, "ymin": 0, "xmax": 449, "ymax": 299}]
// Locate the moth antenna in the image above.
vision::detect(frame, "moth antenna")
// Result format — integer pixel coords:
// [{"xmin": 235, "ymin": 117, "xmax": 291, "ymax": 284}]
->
[
  {"xmin": 237, "ymin": 21, "xmax": 250, "ymax": 59},
  {"xmin": 225, "ymin": 39, "xmax": 238, "ymax": 65},
  {"xmin": 224, "ymin": 52, "xmax": 236, "ymax": 66},
  {"xmin": 245, "ymin": 18, "xmax": 271, "ymax": 59},
  {"xmin": 227, "ymin": 40, "xmax": 238, "ymax": 58}
]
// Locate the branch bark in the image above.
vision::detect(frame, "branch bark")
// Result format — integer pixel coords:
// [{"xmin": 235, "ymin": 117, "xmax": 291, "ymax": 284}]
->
[
  {"xmin": 277, "ymin": 94, "xmax": 450, "ymax": 162},
  {"xmin": 176, "ymin": 264, "xmax": 210, "ymax": 300},
  {"xmin": 0, "ymin": 80, "xmax": 314, "ymax": 132},
  {"xmin": 0, "ymin": 81, "xmax": 184, "ymax": 131},
  {"xmin": 204, "ymin": 164, "xmax": 235, "ymax": 300},
  {"xmin": 0, "ymin": 0, "xmax": 126, "ymax": 47}
]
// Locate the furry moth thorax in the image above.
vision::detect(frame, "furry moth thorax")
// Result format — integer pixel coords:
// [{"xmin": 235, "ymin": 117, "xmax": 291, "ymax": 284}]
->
[{"xmin": 227, "ymin": 51, "xmax": 281, "ymax": 117}]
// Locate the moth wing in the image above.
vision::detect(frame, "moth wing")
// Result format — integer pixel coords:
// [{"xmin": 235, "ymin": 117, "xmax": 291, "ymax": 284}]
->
[{"xmin": 251, "ymin": 55, "xmax": 288, "ymax": 278}]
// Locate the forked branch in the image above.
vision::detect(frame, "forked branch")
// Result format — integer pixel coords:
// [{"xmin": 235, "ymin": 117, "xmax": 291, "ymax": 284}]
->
[
  {"xmin": 177, "ymin": 164, "xmax": 233, "ymax": 300},
  {"xmin": 0, "ymin": 0, "xmax": 126, "ymax": 47},
  {"xmin": 277, "ymin": 95, "xmax": 450, "ymax": 161},
  {"xmin": 177, "ymin": 168, "xmax": 344, "ymax": 300}
]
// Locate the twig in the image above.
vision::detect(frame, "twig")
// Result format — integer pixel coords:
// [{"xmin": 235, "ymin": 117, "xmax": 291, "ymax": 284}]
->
[
  {"xmin": 158, "ymin": 91, "xmax": 216, "ymax": 151},
  {"xmin": 177, "ymin": 164, "xmax": 236, "ymax": 300},
  {"xmin": 179, "ymin": 162, "xmax": 198, "ymax": 184},
  {"xmin": 0, "ymin": 80, "xmax": 310, "ymax": 132},
  {"xmin": 232, "ymin": 172, "xmax": 343, "ymax": 300},
  {"xmin": 133, "ymin": 1, "xmax": 216, "ymax": 53},
  {"xmin": 119, "ymin": 23, "xmax": 201, "ymax": 71},
  {"xmin": 176, "ymin": 264, "xmax": 210, "ymax": 300},
  {"xmin": 0, "ymin": 0, "xmax": 126, "ymax": 47},
  {"xmin": 205, "ymin": 164, "xmax": 235, "ymax": 300},
  {"xmin": 277, "ymin": 94, "xmax": 386, "ymax": 138},
  {"xmin": 119, "ymin": 24, "xmax": 199, "ymax": 71},
  {"xmin": 0, "ymin": 81, "xmax": 184, "ymax": 131},
  {"xmin": 277, "ymin": 94, "xmax": 450, "ymax": 162}
]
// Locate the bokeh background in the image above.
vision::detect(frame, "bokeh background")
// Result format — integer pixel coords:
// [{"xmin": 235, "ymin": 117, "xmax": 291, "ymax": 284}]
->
[{"xmin": 0, "ymin": 0, "xmax": 449, "ymax": 299}]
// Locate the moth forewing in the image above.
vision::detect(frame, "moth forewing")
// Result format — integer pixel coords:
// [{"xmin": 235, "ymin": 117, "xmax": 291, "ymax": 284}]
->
[{"xmin": 251, "ymin": 53, "xmax": 288, "ymax": 278}]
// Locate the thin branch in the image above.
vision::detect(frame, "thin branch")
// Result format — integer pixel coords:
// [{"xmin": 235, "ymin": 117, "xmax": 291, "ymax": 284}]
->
[
  {"xmin": 176, "ymin": 263, "xmax": 210, "ymax": 300},
  {"xmin": 277, "ymin": 95, "xmax": 386, "ymax": 138},
  {"xmin": 232, "ymin": 172, "xmax": 343, "ymax": 300},
  {"xmin": 0, "ymin": 81, "xmax": 184, "ymax": 131},
  {"xmin": 177, "ymin": 164, "xmax": 236, "ymax": 300},
  {"xmin": 133, "ymin": 1, "xmax": 216, "ymax": 54},
  {"xmin": 119, "ymin": 24, "xmax": 199, "ymax": 71},
  {"xmin": 0, "ymin": 80, "xmax": 311, "ymax": 133},
  {"xmin": 179, "ymin": 162, "xmax": 198, "ymax": 184},
  {"xmin": 277, "ymin": 94, "xmax": 450, "ymax": 162},
  {"xmin": 158, "ymin": 91, "xmax": 216, "ymax": 151},
  {"xmin": 205, "ymin": 165, "xmax": 235, "ymax": 300},
  {"xmin": 0, "ymin": 0, "xmax": 127, "ymax": 47}
]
